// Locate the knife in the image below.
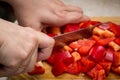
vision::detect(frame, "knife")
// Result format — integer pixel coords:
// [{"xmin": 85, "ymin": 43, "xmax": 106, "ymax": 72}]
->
[{"xmin": 53, "ymin": 26, "xmax": 94, "ymax": 47}]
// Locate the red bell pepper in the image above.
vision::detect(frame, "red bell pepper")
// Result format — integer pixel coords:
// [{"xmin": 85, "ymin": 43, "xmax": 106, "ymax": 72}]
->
[
  {"xmin": 79, "ymin": 20, "xmax": 101, "ymax": 28},
  {"xmin": 69, "ymin": 41, "xmax": 81, "ymax": 50},
  {"xmin": 52, "ymin": 57, "xmax": 74, "ymax": 76},
  {"xmin": 79, "ymin": 21, "xmax": 91, "ymax": 28},
  {"xmin": 63, "ymin": 57, "xmax": 74, "ymax": 66},
  {"xmin": 98, "ymin": 22, "xmax": 110, "ymax": 30},
  {"xmin": 52, "ymin": 61, "xmax": 67, "ymax": 76},
  {"xmin": 80, "ymin": 57, "xmax": 96, "ymax": 73},
  {"xmin": 115, "ymin": 37, "xmax": 120, "ymax": 45},
  {"xmin": 71, "ymin": 51, "xmax": 81, "ymax": 61},
  {"xmin": 90, "ymin": 21, "xmax": 101, "ymax": 26},
  {"xmin": 44, "ymin": 21, "xmax": 120, "ymax": 79},
  {"xmin": 112, "ymin": 66, "xmax": 120, "ymax": 75},
  {"xmin": 99, "ymin": 61, "xmax": 112, "ymax": 76},
  {"xmin": 47, "ymin": 50, "xmax": 71, "ymax": 65},
  {"xmin": 47, "ymin": 33, "xmax": 57, "ymax": 37},
  {"xmin": 63, "ymin": 24, "xmax": 80, "ymax": 33},
  {"xmin": 113, "ymin": 52, "xmax": 120, "ymax": 67},
  {"xmin": 77, "ymin": 39, "xmax": 96, "ymax": 56},
  {"xmin": 87, "ymin": 64, "xmax": 106, "ymax": 80},
  {"xmin": 66, "ymin": 61, "xmax": 81, "ymax": 74},
  {"xmin": 89, "ymin": 44, "xmax": 106, "ymax": 62},
  {"xmin": 28, "ymin": 65, "xmax": 45, "ymax": 75},
  {"xmin": 108, "ymin": 22, "xmax": 120, "ymax": 36},
  {"xmin": 92, "ymin": 35, "xmax": 115, "ymax": 46},
  {"xmin": 104, "ymin": 48, "xmax": 114, "ymax": 62}
]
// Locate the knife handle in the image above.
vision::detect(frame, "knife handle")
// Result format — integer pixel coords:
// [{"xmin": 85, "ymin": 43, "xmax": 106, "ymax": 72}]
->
[{"xmin": 0, "ymin": 64, "xmax": 4, "ymax": 68}]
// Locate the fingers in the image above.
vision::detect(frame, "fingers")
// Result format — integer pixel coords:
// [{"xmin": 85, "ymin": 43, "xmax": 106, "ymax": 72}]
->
[
  {"xmin": 64, "ymin": 5, "xmax": 83, "ymax": 13},
  {"xmin": 58, "ymin": 5, "xmax": 90, "ymax": 24},
  {"xmin": 42, "ymin": 5, "xmax": 90, "ymax": 27},
  {"xmin": 0, "ymin": 40, "xmax": 38, "ymax": 75},
  {"xmin": 20, "ymin": 31, "xmax": 55, "ymax": 72},
  {"xmin": 16, "ymin": 47, "xmax": 38, "ymax": 73},
  {"xmin": 35, "ymin": 31, "xmax": 55, "ymax": 60},
  {"xmin": 53, "ymin": 0, "xmax": 65, "ymax": 6},
  {"xmin": 18, "ymin": 18, "xmax": 43, "ymax": 31}
]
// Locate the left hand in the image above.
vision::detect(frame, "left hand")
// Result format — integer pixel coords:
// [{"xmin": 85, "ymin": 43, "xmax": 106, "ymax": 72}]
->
[{"xmin": 6, "ymin": 0, "xmax": 90, "ymax": 31}]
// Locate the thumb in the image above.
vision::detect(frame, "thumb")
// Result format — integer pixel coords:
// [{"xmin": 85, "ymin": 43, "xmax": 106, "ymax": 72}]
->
[{"xmin": 34, "ymin": 31, "xmax": 55, "ymax": 61}]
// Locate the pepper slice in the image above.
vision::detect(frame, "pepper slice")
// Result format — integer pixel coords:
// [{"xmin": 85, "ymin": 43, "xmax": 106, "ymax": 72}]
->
[
  {"xmin": 87, "ymin": 64, "xmax": 106, "ymax": 80},
  {"xmin": 52, "ymin": 61, "xmax": 67, "ymax": 76},
  {"xmin": 66, "ymin": 61, "xmax": 81, "ymax": 74},
  {"xmin": 80, "ymin": 57, "xmax": 96, "ymax": 73},
  {"xmin": 28, "ymin": 66, "xmax": 45, "ymax": 75},
  {"xmin": 89, "ymin": 44, "xmax": 106, "ymax": 62}
]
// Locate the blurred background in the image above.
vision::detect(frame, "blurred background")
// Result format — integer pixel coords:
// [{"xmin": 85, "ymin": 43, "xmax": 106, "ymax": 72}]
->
[
  {"xmin": 0, "ymin": 0, "xmax": 120, "ymax": 80},
  {"xmin": 62, "ymin": 0, "xmax": 120, "ymax": 16}
]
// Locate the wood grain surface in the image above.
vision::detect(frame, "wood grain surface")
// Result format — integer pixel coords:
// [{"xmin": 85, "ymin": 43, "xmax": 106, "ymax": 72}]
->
[{"xmin": 8, "ymin": 17, "xmax": 120, "ymax": 80}]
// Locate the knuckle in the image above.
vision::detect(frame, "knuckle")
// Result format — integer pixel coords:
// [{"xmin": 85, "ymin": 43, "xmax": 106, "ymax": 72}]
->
[
  {"xmin": 47, "ymin": 37, "xmax": 55, "ymax": 46},
  {"xmin": 78, "ymin": 7, "xmax": 83, "ymax": 13},
  {"xmin": 30, "ymin": 33, "xmax": 38, "ymax": 43},
  {"xmin": 25, "ymin": 28, "xmax": 38, "ymax": 44},
  {"xmin": 54, "ymin": 17, "xmax": 65, "ymax": 26},
  {"xmin": 19, "ymin": 51, "xmax": 28, "ymax": 60}
]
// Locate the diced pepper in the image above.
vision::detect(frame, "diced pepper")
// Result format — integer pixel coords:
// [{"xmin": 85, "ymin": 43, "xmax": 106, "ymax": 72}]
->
[
  {"xmin": 108, "ymin": 22, "xmax": 120, "ymax": 36},
  {"xmin": 97, "ymin": 69, "xmax": 106, "ymax": 80},
  {"xmin": 77, "ymin": 39, "xmax": 96, "ymax": 56},
  {"xmin": 93, "ymin": 27, "xmax": 104, "ymax": 36},
  {"xmin": 90, "ymin": 21, "xmax": 101, "ymax": 26},
  {"xmin": 80, "ymin": 57, "xmax": 96, "ymax": 73},
  {"xmin": 102, "ymin": 30, "xmax": 115, "ymax": 37},
  {"xmin": 98, "ymin": 23, "xmax": 110, "ymax": 30},
  {"xmin": 69, "ymin": 41, "xmax": 80, "ymax": 50},
  {"xmin": 47, "ymin": 50, "xmax": 71, "ymax": 65},
  {"xmin": 115, "ymin": 37, "xmax": 120, "ymax": 45},
  {"xmin": 92, "ymin": 35, "xmax": 115, "ymax": 46},
  {"xmin": 112, "ymin": 66, "xmax": 120, "ymax": 74},
  {"xmin": 64, "ymin": 45, "xmax": 73, "ymax": 53},
  {"xmin": 104, "ymin": 48, "xmax": 114, "ymax": 62},
  {"xmin": 109, "ymin": 41, "xmax": 120, "ymax": 51},
  {"xmin": 79, "ymin": 20, "xmax": 91, "ymax": 28},
  {"xmin": 45, "ymin": 21, "xmax": 120, "ymax": 79},
  {"xmin": 50, "ymin": 27, "xmax": 61, "ymax": 35},
  {"xmin": 93, "ymin": 27, "xmax": 115, "ymax": 38},
  {"xmin": 87, "ymin": 64, "xmax": 106, "ymax": 80},
  {"xmin": 66, "ymin": 62, "xmax": 81, "ymax": 74},
  {"xmin": 63, "ymin": 24, "xmax": 80, "ymax": 33},
  {"xmin": 63, "ymin": 57, "xmax": 74, "ymax": 66},
  {"xmin": 71, "ymin": 51, "xmax": 81, "ymax": 61},
  {"xmin": 113, "ymin": 52, "xmax": 120, "ymax": 67},
  {"xmin": 47, "ymin": 33, "xmax": 56, "ymax": 37},
  {"xmin": 99, "ymin": 61, "xmax": 112, "ymax": 75},
  {"xmin": 52, "ymin": 61, "xmax": 67, "ymax": 76},
  {"xmin": 28, "ymin": 62, "xmax": 45, "ymax": 75},
  {"xmin": 89, "ymin": 44, "xmax": 106, "ymax": 62}
]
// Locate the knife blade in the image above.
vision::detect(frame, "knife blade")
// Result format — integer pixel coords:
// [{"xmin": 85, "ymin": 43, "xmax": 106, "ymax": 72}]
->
[{"xmin": 53, "ymin": 26, "xmax": 94, "ymax": 47}]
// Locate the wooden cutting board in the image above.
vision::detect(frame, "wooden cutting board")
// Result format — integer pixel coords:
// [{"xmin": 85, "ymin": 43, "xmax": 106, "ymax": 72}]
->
[{"xmin": 8, "ymin": 17, "xmax": 120, "ymax": 80}]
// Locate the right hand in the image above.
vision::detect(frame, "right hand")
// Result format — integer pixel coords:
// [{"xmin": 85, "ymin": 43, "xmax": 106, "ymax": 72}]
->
[{"xmin": 0, "ymin": 19, "xmax": 55, "ymax": 76}]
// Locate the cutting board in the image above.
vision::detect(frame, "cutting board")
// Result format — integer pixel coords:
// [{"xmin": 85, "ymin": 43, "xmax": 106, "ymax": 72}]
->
[{"xmin": 8, "ymin": 17, "xmax": 120, "ymax": 80}]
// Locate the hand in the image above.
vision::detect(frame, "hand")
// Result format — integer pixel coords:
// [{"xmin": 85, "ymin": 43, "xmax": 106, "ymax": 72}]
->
[
  {"xmin": 0, "ymin": 19, "xmax": 54, "ymax": 76},
  {"xmin": 5, "ymin": 0, "xmax": 90, "ymax": 31}
]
